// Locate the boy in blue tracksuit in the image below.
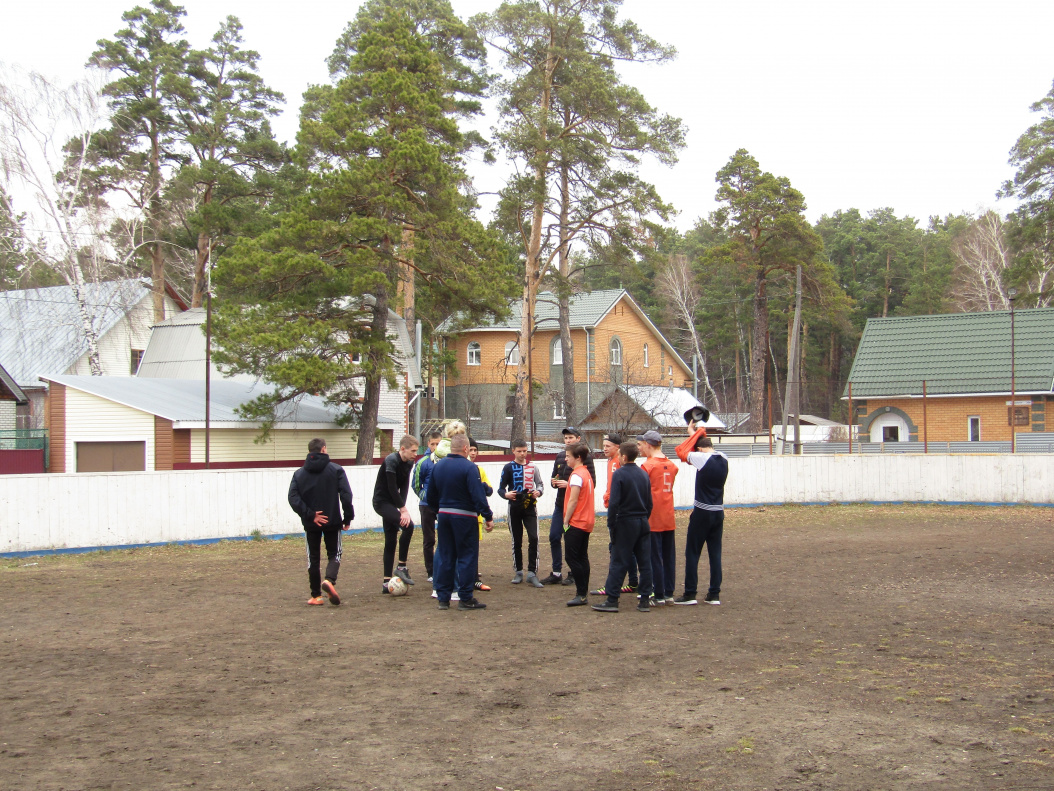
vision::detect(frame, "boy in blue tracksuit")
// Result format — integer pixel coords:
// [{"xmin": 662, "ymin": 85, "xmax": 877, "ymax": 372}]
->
[
  {"xmin": 426, "ymin": 434, "xmax": 494, "ymax": 610},
  {"xmin": 591, "ymin": 441, "xmax": 654, "ymax": 613}
]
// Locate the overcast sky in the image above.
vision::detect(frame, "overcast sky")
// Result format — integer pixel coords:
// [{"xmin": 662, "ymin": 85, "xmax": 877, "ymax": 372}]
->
[{"xmin": 4, "ymin": 0, "xmax": 1054, "ymax": 231}]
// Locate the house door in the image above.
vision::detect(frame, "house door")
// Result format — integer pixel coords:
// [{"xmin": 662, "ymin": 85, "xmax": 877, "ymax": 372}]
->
[
  {"xmin": 76, "ymin": 441, "xmax": 146, "ymax": 472},
  {"xmin": 869, "ymin": 413, "xmax": 909, "ymax": 443}
]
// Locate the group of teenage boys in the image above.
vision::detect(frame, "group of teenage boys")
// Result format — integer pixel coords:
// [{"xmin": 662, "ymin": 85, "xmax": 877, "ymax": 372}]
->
[{"xmin": 287, "ymin": 419, "xmax": 727, "ymax": 613}]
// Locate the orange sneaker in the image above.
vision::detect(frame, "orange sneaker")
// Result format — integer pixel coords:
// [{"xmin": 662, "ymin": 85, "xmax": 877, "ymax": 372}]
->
[
  {"xmin": 307, "ymin": 596, "xmax": 325, "ymax": 605},
  {"xmin": 321, "ymin": 580, "xmax": 341, "ymax": 605}
]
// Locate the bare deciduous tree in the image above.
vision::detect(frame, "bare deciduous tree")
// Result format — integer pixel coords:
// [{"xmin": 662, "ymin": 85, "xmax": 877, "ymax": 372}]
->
[
  {"xmin": 0, "ymin": 68, "xmax": 144, "ymax": 374},
  {"xmin": 951, "ymin": 211, "xmax": 1015, "ymax": 311},
  {"xmin": 657, "ymin": 253, "xmax": 720, "ymax": 410}
]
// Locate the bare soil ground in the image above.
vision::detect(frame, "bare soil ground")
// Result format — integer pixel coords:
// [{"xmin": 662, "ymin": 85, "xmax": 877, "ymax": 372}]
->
[{"xmin": 2, "ymin": 505, "xmax": 1054, "ymax": 791}]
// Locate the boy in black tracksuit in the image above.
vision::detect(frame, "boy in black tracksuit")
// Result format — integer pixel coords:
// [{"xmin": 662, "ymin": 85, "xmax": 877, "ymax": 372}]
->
[
  {"xmin": 592, "ymin": 441, "xmax": 653, "ymax": 613},
  {"xmin": 542, "ymin": 427, "xmax": 596, "ymax": 586},
  {"xmin": 372, "ymin": 435, "xmax": 420, "ymax": 593},
  {"xmin": 497, "ymin": 440, "xmax": 545, "ymax": 587},
  {"xmin": 288, "ymin": 438, "xmax": 354, "ymax": 605}
]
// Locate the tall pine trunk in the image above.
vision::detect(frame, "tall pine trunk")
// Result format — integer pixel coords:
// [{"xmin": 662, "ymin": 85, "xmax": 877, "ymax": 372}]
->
[
  {"xmin": 748, "ymin": 267, "xmax": 768, "ymax": 432},
  {"xmin": 558, "ymin": 154, "xmax": 576, "ymax": 426},
  {"xmin": 511, "ymin": 41, "xmax": 557, "ymax": 444},
  {"xmin": 357, "ymin": 285, "xmax": 389, "ymax": 465},
  {"xmin": 191, "ymin": 184, "xmax": 213, "ymax": 308},
  {"xmin": 149, "ymin": 116, "xmax": 166, "ymax": 323}
]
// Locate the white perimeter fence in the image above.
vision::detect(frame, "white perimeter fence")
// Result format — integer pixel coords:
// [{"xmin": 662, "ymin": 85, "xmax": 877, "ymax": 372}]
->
[{"xmin": 2, "ymin": 454, "xmax": 1053, "ymax": 555}]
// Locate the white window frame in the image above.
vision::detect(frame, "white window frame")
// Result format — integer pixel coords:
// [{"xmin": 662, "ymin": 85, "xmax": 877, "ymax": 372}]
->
[
  {"xmin": 643, "ymin": 343, "xmax": 649, "ymax": 367},
  {"xmin": 504, "ymin": 341, "xmax": 520, "ymax": 366},
  {"xmin": 467, "ymin": 341, "xmax": 481, "ymax": 366},
  {"xmin": 968, "ymin": 415, "xmax": 981, "ymax": 442},
  {"xmin": 552, "ymin": 395, "xmax": 565, "ymax": 420},
  {"xmin": 610, "ymin": 338, "xmax": 622, "ymax": 366},
  {"xmin": 552, "ymin": 338, "xmax": 563, "ymax": 365}
]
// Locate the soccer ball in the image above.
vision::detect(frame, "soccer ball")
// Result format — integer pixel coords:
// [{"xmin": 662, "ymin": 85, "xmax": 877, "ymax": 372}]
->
[{"xmin": 387, "ymin": 576, "xmax": 408, "ymax": 596}]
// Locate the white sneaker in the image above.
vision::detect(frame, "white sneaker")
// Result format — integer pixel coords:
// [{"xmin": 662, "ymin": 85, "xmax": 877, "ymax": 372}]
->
[
  {"xmin": 430, "ymin": 589, "xmax": 460, "ymax": 601},
  {"xmin": 431, "ymin": 590, "xmax": 438, "ymax": 599}
]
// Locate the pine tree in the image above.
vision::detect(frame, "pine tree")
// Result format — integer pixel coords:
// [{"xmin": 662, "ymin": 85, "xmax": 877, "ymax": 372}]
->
[{"xmin": 212, "ymin": 10, "xmax": 513, "ymax": 462}]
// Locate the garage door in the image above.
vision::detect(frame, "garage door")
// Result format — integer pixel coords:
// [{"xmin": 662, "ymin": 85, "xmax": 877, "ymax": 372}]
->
[{"xmin": 76, "ymin": 441, "xmax": 146, "ymax": 472}]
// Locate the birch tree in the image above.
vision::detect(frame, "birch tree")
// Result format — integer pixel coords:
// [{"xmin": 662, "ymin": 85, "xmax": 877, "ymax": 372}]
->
[
  {"xmin": 0, "ymin": 69, "xmax": 143, "ymax": 374},
  {"xmin": 657, "ymin": 253, "xmax": 720, "ymax": 409},
  {"xmin": 951, "ymin": 211, "xmax": 1017, "ymax": 311}
]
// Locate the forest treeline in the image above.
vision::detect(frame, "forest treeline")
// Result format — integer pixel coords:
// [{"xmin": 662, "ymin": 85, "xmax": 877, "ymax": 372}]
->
[{"xmin": 2, "ymin": 0, "xmax": 1052, "ymax": 450}]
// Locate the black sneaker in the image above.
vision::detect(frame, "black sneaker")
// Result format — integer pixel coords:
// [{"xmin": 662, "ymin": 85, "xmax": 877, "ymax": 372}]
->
[
  {"xmin": 394, "ymin": 566, "xmax": 415, "ymax": 586},
  {"xmin": 561, "ymin": 574, "xmax": 576, "ymax": 586},
  {"xmin": 637, "ymin": 600, "xmax": 651, "ymax": 613},
  {"xmin": 673, "ymin": 595, "xmax": 698, "ymax": 605},
  {"xmin": 649, "ymin": 596, "xmax": 665, "ymax": 607},
  {"xmin": 540, "ymin": 573, "xmax": 563, "ymax": 585},
  {"xmin": 591, "ymin": 599, "xmax": 619, "ymax": 613},
  {"xmin": 381, "ymin": 582, "xmax": 390, "ymax": 594},
  {"xmin": 458, "ymin": 598, "xmax": 487, "ymax": 610},
  {"xmin": 437, "ymin": 601, "xmax": 450, "ymax": 610},
  {"xmin": 704, "ymin": 593, "xmax": 721, "ymax": 605},
  {"xmin": 566, "ymin": 595, "xmax": 588, "ymax": 607}
]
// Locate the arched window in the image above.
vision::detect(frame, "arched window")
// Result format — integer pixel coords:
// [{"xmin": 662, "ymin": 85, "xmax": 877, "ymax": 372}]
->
[
  {"xmin": 552, "ymin": 337, "xmax": 563, "ymax": 365},
  {"xmin": 504, "ymin": 340, "xmax": 519, "ymax": 366},
  {"xmin": 467, "ymin": 341, "xmax": 481, "ymax": 366},
  {"xmin": 610, "ymin": 337, "xmax": 622, "ymax": 366},
  {"xmin": 643, "ymin": 343, "xmax": 649, "ymax": 368}
]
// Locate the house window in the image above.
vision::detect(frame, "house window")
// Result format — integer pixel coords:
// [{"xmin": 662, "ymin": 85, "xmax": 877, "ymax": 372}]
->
[
  {"xmin": 1008, "ymin": 405, "xmax": 1029, "ymax": 426},
  {"xmin": 668, "ymin": 365, "xmax": 673, "ymax": 380},
  {"xmin": 882, "ymin": 426, "xmax": 899, "ymax": 442},
  {"xmin": 552, "ymin": 338, "xmax": 563, "ymax": 365},
  {"xmin": 131, "ymin": 349, "xmax": 145, "ymax": 374},
  {"xmin": 610, "ymin": 338, "xmax": 622, "ymax": 366},
  {"xmin": 968, "ymin": 416, "xmax": 980, "ymax": 442},
  {"xmin": 351, "ymin": 352, "xmax": 362, "ymax": 364},
  {"xmin": 552, "ymin": 395, "xmax": 565, "ymax": 420},
  {"xmin": 467, "ymin": 396, "xmax": 482, "ymax": 420},
  {"xmin": 505, "ymin": 341, "xmax": 519, "ymax": 366},
  {"xmin": 505, "ymin": 394, "xmax": 516, "ymax": 418},
  {"xmin": 643, "ymin": 343, "xmax": 649, "ymax": 367},
  {"xmin": 467, "ymin": 341, "xmax": 481, "ymax": 366}
]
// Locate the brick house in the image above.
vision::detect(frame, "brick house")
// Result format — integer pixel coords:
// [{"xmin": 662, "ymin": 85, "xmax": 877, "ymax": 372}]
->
[
  {"xmin": 845, "ymin": 309, "xmax": 1054, "ymax": 443},
  {"xmin": 437, "ymin": 289, "xmax": 693, "ymax": 439}
]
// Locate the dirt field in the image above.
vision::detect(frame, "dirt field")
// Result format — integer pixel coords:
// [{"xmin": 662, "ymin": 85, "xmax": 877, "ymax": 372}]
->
[{"xmin": 2, "ymin": 505, "xmax": 1054, "ymax": 791}]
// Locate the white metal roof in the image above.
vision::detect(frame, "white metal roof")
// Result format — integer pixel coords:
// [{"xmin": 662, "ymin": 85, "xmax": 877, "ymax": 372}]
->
[
  {"xmin": 621, "ymin": 385, "xmax": 727, "ymax": 430},
  {"xmin": 0, "ymin": 279, "xmax": 151, "ymax": 388},
  {"xmin": 42, "ymin": 374, "xmax": 399, "ymax": 429}
]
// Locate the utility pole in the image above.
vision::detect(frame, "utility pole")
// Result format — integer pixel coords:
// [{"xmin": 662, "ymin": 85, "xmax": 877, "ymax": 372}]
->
[{"xmin": 204, "ymin": 243, "xmax": 211, "ymax": 470}]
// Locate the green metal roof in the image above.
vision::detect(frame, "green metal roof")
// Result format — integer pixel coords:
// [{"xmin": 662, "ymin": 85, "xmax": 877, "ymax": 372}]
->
[
  {"xmin": 844, "ymin": 308, "xmax": 1054, "ymax": 398},
  {"xmin": 437, "ymin": 289, "xmax": 625, "ymax": 333}
]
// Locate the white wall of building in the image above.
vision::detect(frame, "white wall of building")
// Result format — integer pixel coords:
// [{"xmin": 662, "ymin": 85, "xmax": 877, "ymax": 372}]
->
[
  {"xmin": 68, "ymin": 295, "xmax": 180, "ymax": 378},
  {"xmin": 65, "ymin": 388, "xmax": 155, "ymax": 472},
  {"xmin": 2, "ymin": 454, "xmax": 1053, "ymax": 554},
  {"xmin": 0, "ymin": 400, "xmax": 15, "ymax": 430},
  {"xmin": 189, "ymin": 428, "xmax": 361, "ymax": 463}
]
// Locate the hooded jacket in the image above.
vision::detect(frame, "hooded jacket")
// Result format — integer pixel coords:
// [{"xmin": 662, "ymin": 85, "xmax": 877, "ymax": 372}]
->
[{"xmin": 288, "ymin": 453, "xmax": 354, "ymax": 530}]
